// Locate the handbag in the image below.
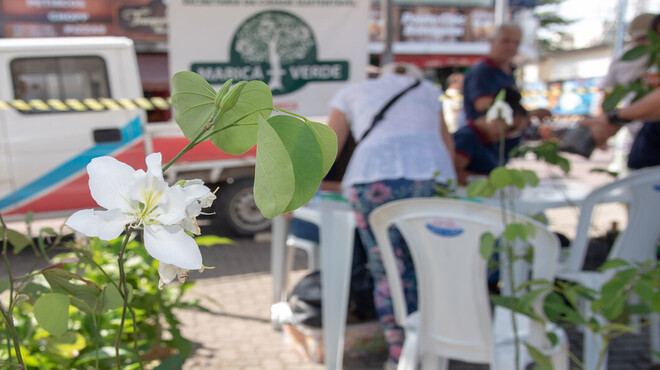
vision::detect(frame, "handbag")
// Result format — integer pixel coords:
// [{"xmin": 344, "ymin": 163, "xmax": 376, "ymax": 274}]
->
[{"xmin": 324, "ymin": 79, "xmax": 421, "ymax": 182}]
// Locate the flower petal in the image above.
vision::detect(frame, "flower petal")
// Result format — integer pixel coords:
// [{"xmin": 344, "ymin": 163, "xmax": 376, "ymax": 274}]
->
[
  {"xmin": 87, "ymin": 157, "xmax": 136, "ymax": 211},
  {"xmin": 143, "ymin": 224, "xmax": 202, "ymax": 269},
  {"xmin": 145, "ymin": 153, "xmax": 164, "ymax": 181},
  {"xmin": 157, "ymin": 262, "xmax": 188, "ymax": 289},
  {"xmin": 65, "ymin": 209, "xmax": 131, "ymax": 240}
]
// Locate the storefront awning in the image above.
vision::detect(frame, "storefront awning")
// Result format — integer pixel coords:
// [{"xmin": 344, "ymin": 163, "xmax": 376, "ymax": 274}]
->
[{"xmin": 393, "ymin": 54, "xmax": 483, "ymax": 68}]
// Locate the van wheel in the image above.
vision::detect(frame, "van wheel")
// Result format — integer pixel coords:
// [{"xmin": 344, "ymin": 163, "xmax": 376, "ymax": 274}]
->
[{"xmin": 213, "ymin": 178, "xmax": 271, "ymax": 236}]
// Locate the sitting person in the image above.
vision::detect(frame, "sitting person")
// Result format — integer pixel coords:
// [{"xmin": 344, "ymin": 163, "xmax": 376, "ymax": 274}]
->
[{"xmin": 453, "ymin": 87, "xmax": 530, "ymax": 185}]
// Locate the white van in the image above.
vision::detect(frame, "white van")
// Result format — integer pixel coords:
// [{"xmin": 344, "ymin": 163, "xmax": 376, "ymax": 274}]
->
[{"xmin": 0, "ymin": 37, "xmax": 268, "ymax": 236}]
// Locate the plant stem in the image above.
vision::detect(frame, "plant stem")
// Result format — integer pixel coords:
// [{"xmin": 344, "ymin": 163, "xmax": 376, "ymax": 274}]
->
[
  {"xmin": 114, "ymin": 227, "xmax": 143, "ymax": 370},
  {"xmin": 163, "ymin": 122, "xmax": 211, "ymax": 172},
  {"xmin": 0, "ymin": 301, "xmax": 23, "ymax": 369},
  {"xmin": 162, "ymin": 106, "xmax": 271, "ymax": 173},
  {"xmin": 0, "ymin": 215, "xmax": 22, "ymax": 367},
  {"xmin": 273, "ymin": 107, "xmax": 309, "ymax": 121}
]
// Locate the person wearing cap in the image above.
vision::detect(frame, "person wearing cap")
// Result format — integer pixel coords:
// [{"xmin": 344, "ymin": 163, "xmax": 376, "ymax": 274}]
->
[
  {"xmin": 453, "ymin": 23, "xmax": 550, "ymax": 185},
  {"xmin": 600, "ymin": 13, "xmax": 657, "ymax": 174},
  {"xmin": 582, "ymin": 13, "xmax": 660, "ymax": 170},
  {"xmin": 326, "ymin": 62, "xmax": 456, "ymax": 367}
]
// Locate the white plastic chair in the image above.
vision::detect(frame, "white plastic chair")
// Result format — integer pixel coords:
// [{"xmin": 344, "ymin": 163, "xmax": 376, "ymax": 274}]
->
[
  {"xmin": 369, "ymin": 197, "xmax": 569, "ymax": 370},
  {"xmin": 556, "ymin": 165, "xmax": 660, "ymax": 369},
  {"xmin": 285, "ymin": 234, "xmax": 320, "ymax": 271}
]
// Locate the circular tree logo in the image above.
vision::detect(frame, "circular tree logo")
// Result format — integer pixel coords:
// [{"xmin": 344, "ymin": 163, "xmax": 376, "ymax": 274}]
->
[{"xmin": 191, "ymin": 10, "xmax": 349, "ymax": 95}]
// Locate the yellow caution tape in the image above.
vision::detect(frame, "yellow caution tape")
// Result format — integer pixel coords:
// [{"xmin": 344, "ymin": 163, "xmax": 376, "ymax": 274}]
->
[
  {"xmin": 0, "ymin": 97, "xmax": 172, "ymax": 112},
  {"xmin": 65, "ymin": 99, "xmax": 88, "ymax": 111},
  {"xmin": 47, "ymin": 99, "xmax": 70, "ymax": 111}
]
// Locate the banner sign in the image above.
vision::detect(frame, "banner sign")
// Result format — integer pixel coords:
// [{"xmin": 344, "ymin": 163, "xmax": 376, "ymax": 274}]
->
[
  {"xmin": 168, "ymin": 0, "xmax": 369, "ymax": 117},
  {"xmin": 1, "ymin": 0, "xmax": 167, "ymax": 41}
]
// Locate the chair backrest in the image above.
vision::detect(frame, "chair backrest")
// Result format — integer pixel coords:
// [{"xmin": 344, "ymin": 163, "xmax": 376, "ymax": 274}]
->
[
  {"xmin": 368, "ymin": 197, "xmax": 560, "ymax": 363},
  {"xmin": 562, "ymin": 165, "xmax": 660, "ymax": 273}
]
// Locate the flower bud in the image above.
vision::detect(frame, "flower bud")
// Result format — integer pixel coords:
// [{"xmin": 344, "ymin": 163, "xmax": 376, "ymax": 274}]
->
[
  {"xmin": 214, "ymin": 79, "xmax": 233, "ymax": 108},
  {"xmin": 218, "ymin": 80, "xmax": 248, "ymax": 114}
]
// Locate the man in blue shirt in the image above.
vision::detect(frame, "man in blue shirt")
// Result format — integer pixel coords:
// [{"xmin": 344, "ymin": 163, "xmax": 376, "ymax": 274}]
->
[{"xmin": 453, "ymin": 24, "xmax": 549, "ymax": 185}]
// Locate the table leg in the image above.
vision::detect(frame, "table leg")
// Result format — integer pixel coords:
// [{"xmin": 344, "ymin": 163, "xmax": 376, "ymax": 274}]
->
[
  {"xmin": 320, "ymin": 207, "xmax": 355, "ymax": 370},
  {"xmin": 271, "ymin": 215, "xmax": 291, "ymax": 305}
]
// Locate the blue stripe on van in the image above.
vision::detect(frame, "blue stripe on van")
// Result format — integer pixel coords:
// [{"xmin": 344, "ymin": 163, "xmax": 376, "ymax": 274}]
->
[{"xmin": 0, "ymin": 116, "xmax": 143, "ymax": 211}]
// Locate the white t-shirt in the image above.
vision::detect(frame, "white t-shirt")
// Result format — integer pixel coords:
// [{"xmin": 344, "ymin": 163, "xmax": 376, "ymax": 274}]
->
[{"xmin": 330, "ymin": 73, "xmax": 456, "ymax": 190}]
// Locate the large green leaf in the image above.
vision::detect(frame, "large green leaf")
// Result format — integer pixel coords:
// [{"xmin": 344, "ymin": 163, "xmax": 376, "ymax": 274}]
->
[
  {"xmin": 254, "ymin": 116, "xmax": 295, "ymax": 218},
  {"xmin": 171, "ymin": 71, "xmax": 217, "ymax": 141},
  {"xmin": 42, "ymin": 267, "xmax": 102, "ymax": 313},
  {"xmin": 0, "ymin": 226, "xmax": 32, "ymax": 254},
  {"xmin": 268, "ymin": 115, "xmax": 325, "ymax": 213},
  {"xmin": 34, "ymin": 293, "xmax": 70, "ymax": 336},
  {"xmin": 212, "ymin": 80, "xmax": 273, "ymax": 154},
  {"xmin": 307, "ymin": 120, "xmax": 338, "ymax": 176}
]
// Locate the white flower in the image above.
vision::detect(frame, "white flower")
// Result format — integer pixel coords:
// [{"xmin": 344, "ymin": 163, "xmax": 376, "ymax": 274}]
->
[
  {"xmin": 65, "ymin": 153, "xmax": 214, "ymax": 272},
  {"xmin": 486, "ymin": 100, "xmax": 514, "ymax": 127}
]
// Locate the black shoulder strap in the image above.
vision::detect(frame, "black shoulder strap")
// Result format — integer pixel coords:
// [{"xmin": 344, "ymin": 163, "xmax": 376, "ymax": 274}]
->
[{"xmin": 358, "ymin": 79, "xmax": 421, "ymax": 142}]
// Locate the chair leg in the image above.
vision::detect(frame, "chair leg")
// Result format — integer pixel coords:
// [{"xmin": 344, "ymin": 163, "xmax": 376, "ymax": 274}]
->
[
  {"xmin": 582, "ymin": 306, "xmax": 608, "ymax": 370},
  {"xmin": 550, "ymin": 339, "xmax": 570, "ymax": 370},
  {"xmin": 420, "ymin": 353, "xmax": 446, "ymax": 370},
  {"xmin": 397, "ymin": 333, "xmax": 418, "ymax": 370}
]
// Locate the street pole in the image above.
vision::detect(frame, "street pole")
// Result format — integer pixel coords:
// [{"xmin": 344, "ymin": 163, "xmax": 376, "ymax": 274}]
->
[
  {"xmin": 381, "ymin": 0, "xmax": 393, "ymax": 66},
  {"xmin": 613, "ymin": 0, "xmax": 628, "ymax": 57},
  {"xmin": 494, "ymin": 0, "xmax": 509, "ymax": 26}
]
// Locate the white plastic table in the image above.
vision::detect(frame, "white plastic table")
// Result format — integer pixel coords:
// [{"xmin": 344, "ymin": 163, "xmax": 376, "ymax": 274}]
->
[{"xmin": 270, "ymin": 197, "xmax": 355, "ymax": 370}]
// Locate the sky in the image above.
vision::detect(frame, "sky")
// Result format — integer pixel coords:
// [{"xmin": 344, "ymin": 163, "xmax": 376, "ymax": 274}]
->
[{"xmin": 547, "ymin": 0, "xmax": 660, "ymax": 48}]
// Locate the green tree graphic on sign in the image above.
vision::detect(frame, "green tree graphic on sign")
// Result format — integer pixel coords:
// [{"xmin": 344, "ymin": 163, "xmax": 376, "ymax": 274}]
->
[{"xmin": 234, "ymin": 11, "xmax": 315, "ymax": 91}]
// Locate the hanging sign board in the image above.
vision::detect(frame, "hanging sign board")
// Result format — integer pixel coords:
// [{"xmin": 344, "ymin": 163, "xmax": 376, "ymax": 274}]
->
[{"xmin": 168, "ymin": 0, "xmax": 369, "ymax": 116}]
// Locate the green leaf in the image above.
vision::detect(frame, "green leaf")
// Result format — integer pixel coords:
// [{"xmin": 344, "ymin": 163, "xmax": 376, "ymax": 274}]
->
[
  {"xmin": 479, "ymin": 232, "xmax": 495, "ymax": 260},
  {"xmin": 254, "ymin": 116, "xmax": 295, "ymax": 218},
  {"xmin": 155, "ymin": 354, "xmax": 186, "ymax": 370},
  {"xmin": 73, "ymin": 346, "xmax": 132, "ymax": 365},
  {"xmin": 307, "ymin": 120, "xmax": 339, "ymax": 177},
  {"xmin": 0, "ymin": 226, "xmax": 32, "ymax": 254},
  {"xmin": 601, "ymin": 294, "xmax": 627, "ymax": 321},
  {"xmin": 102, "ymin": 285, "xmax": 133, "ymax": 310},
  {"xmin": 621, "ymin": 45, "xmax": 650, "ymax": 61},
  {"xmin": 0, "ymin": 278, "xmax": 8, "ymax": 294},
  {"xmin": 49, "ymin": 331, "xmax": 87, "ymax": 357},
  {"xmin": 171, "ymin": 71, "xmax": 217, "ymax": 141},
  {"xmin": 42, "ymin": 267, "xmax": 102, "ymax": 313},
  {"xmin": 635, "ymin": 281, "xmax": 655, "ymax": 302},
  {"xmin": 503, "ymin": 223, "xmax": 528, "ymax": 242},
  {"xmin": 524, "ymin": 342, "xmax": 553, "ymax": 370},
  {"xmin": 489, "ymin": 167, "xmax": 511, "ymax": 189},
  {"xmin": 34, "ymin": 293, "xmax": 70, "ymax": 336},
  {"xmin": 212, "ymin": 80, "xmax": 273, "ymax": 154},
  {"xmin": 557, "ymin": 157, "xmax": 571, "ymax": 174},
  {"xmin": 652, "ymin": 291, "xmax": 660, "ymax": 311},
  {"xmin": 598, "ymin": 259, "xmax": 630, "ymax": 271},
  {"xmin": 509, "ymin": 169, "xmax": 526, "ymax": 189},
  {"xmin": 195, "ymin": 235, "xmax": 234, "ymax": 246},
  {"xmin": 270, "ymin": 115, "xmax": 327, "ymax": 212},
  {"xmin": 466, "ymin": 179, "xmax": 489, "ymax": 198},
  {"xmin": 521, "ymin": 169, "xmax": 539, "ymax": 187},
  {"xmin": 602, "ymin": 85, "xmax": 629, "ymax": 111}
]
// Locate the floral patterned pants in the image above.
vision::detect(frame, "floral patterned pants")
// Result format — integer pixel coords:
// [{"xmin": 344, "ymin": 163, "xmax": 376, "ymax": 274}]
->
[{"xmin": 348, "ymin": 178, "xmax": 439, "ymax": 363}]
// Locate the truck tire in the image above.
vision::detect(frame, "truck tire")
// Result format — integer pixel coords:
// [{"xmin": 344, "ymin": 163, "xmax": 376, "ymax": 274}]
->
[{"xmin": 213, "ymin": 177, "xmax": 271, "ymax": 236}]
